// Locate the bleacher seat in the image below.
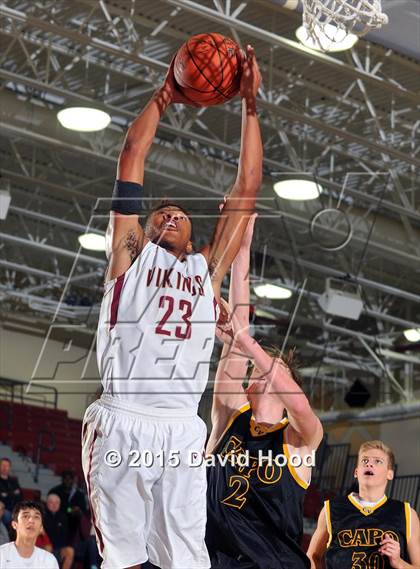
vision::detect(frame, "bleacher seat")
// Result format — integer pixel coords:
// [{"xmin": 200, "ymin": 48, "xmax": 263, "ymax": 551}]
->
[
  {"xmin": 0, "ymin": 400, "xmax": 83, "ymax": 480},
  {"xmin": 21, "ymin": 488, "xmax": 41, "ymax": 501}
]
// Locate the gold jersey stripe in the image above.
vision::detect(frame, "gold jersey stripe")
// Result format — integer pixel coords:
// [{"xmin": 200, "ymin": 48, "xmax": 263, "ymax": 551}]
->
[
  {"xmin": 347, "ymin": 493, "xmax": 388, "ymax": 516},
  {"xmin": 405, "ymin": 502, "xmax": 411, "ymax": 543},
  {"xmin": 218, "ymin": 402, "xmax": 251, "ymax": 443},
  {"xmin": 325, "ymin": 500, "xmax": 333, "ymax": 548},
  {"xmin": 282, "ymin": 431, "xmax": 310, "ymax": 490}
]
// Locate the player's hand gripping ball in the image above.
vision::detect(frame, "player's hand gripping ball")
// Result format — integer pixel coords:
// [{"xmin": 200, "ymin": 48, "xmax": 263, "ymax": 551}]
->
[{"xmin": 173, "ymin": 33, "xmax": 242, "ymax": 106}]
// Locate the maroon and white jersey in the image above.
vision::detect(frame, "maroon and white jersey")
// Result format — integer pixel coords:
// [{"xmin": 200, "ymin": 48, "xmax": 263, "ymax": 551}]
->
[{"xmin": 97, "ymin": 241, "xmax": 218, "ymax": 409}]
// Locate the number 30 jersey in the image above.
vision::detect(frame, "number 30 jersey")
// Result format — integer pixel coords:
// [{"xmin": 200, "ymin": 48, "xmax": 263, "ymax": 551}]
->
[
  {"xmin": 97, "ymin": 241, "xmax": 217, "ymax": 409},
  {"xmin": 325, "ymin": 495, "xmax": 411, "ymax": 569}
]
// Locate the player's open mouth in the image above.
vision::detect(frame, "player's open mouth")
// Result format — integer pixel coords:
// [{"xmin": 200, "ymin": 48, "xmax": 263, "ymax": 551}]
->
[{"xmin": 364, "ymin": 470, "xmax": 374, "ymax": 476}]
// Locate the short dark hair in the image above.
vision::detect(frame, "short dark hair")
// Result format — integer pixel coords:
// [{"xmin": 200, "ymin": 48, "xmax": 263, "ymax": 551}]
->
[
  {"xmin": 145, "ymin": 200, "xmax": 191, "ymax": 224},
  {"xmin": 0, "ymin": 458, "xmax": 11, "ymax": 464},
  {"xmin": 12, "ymin": 501, "xmax": 45, "ymax": 524}
]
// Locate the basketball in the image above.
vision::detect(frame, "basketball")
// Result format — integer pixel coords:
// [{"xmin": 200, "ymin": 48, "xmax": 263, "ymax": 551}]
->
[{"xmin": 173, "ymin": 33, "xmax": 241, "ymax": 106}]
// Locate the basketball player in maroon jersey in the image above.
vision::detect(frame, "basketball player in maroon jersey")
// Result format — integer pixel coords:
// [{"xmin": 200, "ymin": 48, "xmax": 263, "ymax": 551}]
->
[{"xmin": 82, "ymin": 46, "xmax": 263, "ymax": 569}]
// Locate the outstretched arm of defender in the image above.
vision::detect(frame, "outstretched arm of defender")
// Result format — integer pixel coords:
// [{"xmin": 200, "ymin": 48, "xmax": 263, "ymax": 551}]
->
[
  {"xmin": 230, "ymin": 325, "xmax": 322, "ymax": 450},
  {"xmin": 200, "ymin": 46, "xmax": 263, "ymax": 295},
  {"xmin": 106, "ymin": 61, "xmax": 198, "ymax": 281},
  {"xmin": 207, "ymin": 215, "xmax": 257, "ymax": 454},
  {"xmin": 307, "ymin": 507, "xmax": 329, "ymax": 569}
]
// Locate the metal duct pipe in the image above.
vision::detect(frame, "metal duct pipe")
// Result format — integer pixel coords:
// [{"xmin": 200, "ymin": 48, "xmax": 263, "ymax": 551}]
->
[
  {"xmin": 320, "ymin": 401, "xmax": 420, "ymax": 423},
  {"xmin": 0, "ymin": 233, "xmax": 106, "ymax": 266}
]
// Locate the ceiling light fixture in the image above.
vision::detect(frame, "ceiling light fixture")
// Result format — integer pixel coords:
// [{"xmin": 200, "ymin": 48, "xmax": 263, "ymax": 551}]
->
[
  {"xmin": 273, "ymin": 178, "xmax": 323, "ymax": 201},
  {"xmin": 78, "ymin": 233, "xmax": 106, "ymax": 251},
  {"xmin": 296, "ymin": 24, "xmax": 358, "ymax": 52},
  {"xmin": 57, "ymin": 107, "xmax": 111, "ymax": 132},
  {"xmin": 254, "ymin": 283, "xmax": 292, "ymax": 300},
  {"xmin": 403, "ymin": 329, "xmax": 420, "ymax": 343}
]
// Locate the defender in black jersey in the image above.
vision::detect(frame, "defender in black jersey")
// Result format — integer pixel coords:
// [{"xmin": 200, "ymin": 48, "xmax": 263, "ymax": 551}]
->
[
  {"xmin": 307, "ymin": 441, "xmax": 420, "ymax": 568},
  {"xmin": 206, "ymin": 216, "xmax": 323, "ymax": 569}
]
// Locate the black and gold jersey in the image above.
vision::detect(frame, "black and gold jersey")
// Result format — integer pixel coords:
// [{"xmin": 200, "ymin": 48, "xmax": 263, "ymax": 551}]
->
[
  {"xmin": 206, "ymin": 404, "xmax": 310, "ymax": 569},
  {"xmin": 325, "ymin": 494, "xmax": 411, "ymax": 568}
]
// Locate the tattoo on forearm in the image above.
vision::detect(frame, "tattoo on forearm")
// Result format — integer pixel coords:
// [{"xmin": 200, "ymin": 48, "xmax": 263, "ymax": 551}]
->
[
  {"xmin": 125, "ymin": 230, "xmax": 140, "ymax": 261},
  {"xmin": 209, "ymin": 256, "xmax": 220, "ymax": 278}
]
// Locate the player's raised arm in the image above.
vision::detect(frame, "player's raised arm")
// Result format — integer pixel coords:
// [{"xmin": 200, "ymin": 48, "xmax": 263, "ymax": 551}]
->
[
  {"xmin": 106, "ymin": 62, "xmax": 197, "ymax": 281},
  {"xmin": 200, "ymin": 45, "xmax": 263, "ymax": 296},
  {"xmin": 207, "ymin": 215, "xmax": 257, "ymax": 454},
  {"xmin": 230, "ymin": 320, "xmax": 323, "ymax": 450},
  {"xmin": 307, "ymin": 506, "xmax": 329, "ymax": 569}
]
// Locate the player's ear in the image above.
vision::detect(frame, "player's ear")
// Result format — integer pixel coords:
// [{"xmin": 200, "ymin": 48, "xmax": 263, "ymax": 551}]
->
[
  {"xmin": 186, "ymin": 241, "xmax": 193, "ymax": 254},
  {"xmin": 387, "ymin": 469, "xmax": 395, "ymax": 481},
  {"xmin": 11, "ymin": 520, "xmax": 17, "ymax": 532},
  {"xmin": 354, "ymin": 467, "xmax": 358, "ymax": 479}
]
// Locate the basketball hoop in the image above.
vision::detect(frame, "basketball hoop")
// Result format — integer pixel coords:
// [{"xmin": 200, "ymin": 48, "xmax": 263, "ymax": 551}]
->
[{"xmin": 302, "ymin": 0, "xmax": 388, "ymax": 51}]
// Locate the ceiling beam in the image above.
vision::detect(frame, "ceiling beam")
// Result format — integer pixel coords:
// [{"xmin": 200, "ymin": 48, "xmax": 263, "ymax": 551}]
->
[
  {"xmin": 0, "ymin": 232, "xmax": 106, "ymax": 265},
  {"xmin": 1, "ymin": 11, "xmax": 420, "ymax": 170},
  {"xmin": 9, "ymin": 206, "xmax": 103, "ymax": 235},
  {"xmin": 2, "ymin": 121, "xmax": 419, "ymax": 267}
]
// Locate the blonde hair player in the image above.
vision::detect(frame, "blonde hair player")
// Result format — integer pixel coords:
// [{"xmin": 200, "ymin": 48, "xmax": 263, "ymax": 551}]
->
[
  {"xmin": 82, "ymin": 46, "xmax": 263, "ymax": 569},
  {"xmin": 307, "ymin": 440, "xmax": 420, "ymax": 568},
  {"xmin": 205, "ymin": 214, "xmax": 323, "ymax": 568}
]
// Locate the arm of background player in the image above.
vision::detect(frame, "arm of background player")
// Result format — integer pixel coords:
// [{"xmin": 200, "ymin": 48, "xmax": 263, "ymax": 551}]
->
[
  {"xmin": 200, "ymin": 46, "xmax": 262, "ymax": 297},
  {"xmin": 234, "ymin": 332, "xmax": 323, "ymax": 450},
  {"xmin": 307, "ymin": 507, "xmax": 329, "ymax": 569},
  {"xmin": 106, "ymin": 61, "xmax": 198, "ymax": 281},
  {"xmin": 206, "ymin": 216, "xmax": 257, "ymax": 455}
]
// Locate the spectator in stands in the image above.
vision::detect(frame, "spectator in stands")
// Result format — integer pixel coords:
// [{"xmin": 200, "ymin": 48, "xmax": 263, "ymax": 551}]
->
[
  {"xmin": 307, "ymin": 440, "xmax": 420, "ymax": 568},
  {"xmin": 49, "ymin": 470, "xmax": 87, "ymax": 515},
  {"xmin": 44, "ymin": 493, "xmax": 74, "ymax": 569},
  {"xmin": 0, "ymin": 458, "xmax": 22, "ymax": 526},
  {"xmin": 49, "ymin": 470, "xmax": 87, "ymax": 545},
  {"xmin": 0, "ymin": 500, "xmax": 58, "ymax": 568},
  {"xmin": 0, "ymin": 503, "xmax": 9, "ymax": 546}
]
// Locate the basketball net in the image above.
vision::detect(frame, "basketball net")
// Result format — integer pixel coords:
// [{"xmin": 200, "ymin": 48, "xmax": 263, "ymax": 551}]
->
[{"xmin": 302, "ymin": 0, "xmax": 388, "ymax": 51}]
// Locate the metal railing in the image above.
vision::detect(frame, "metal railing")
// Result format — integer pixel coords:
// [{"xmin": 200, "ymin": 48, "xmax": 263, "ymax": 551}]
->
[
  {"xmin": 390, "ymin": 475, "xmax": 420, "ymax": 512},
  {"xmin": 318, "ymin": 443, "xmax": 351, "ymax": 495},
  {"xmin": 311, "ymin": 434, "xmax": 328, "ymax": 486},
  {"xmin": 33, "ymin": 430, "xmax": 56, "ymax": 483},
  {"xmin": 0, "ymin": 377, "xmax": 58, "ymax": 408}
]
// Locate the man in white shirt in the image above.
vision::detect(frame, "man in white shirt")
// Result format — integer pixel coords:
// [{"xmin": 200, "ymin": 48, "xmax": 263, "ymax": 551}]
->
[{"xmin": 0, "ymin": 501, "xmax": 58, "ymax": 568}]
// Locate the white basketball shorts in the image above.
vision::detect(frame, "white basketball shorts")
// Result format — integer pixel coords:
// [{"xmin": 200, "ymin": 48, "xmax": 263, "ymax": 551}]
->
[{"xmin": 81, "ymin": 395, "xmax": 210, "ymax": 569}]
